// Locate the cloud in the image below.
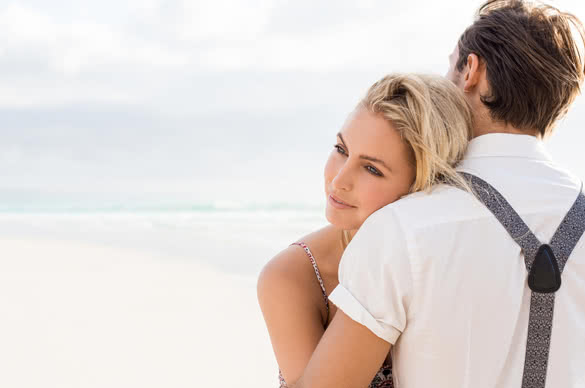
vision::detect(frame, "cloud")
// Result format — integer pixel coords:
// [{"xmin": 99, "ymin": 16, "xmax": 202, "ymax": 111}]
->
[
  {"xmin": 0, "ymin": 3, "xmax": 189, "ymax": 107},
  {"xmin": 1, "ymin": 0, "xmax": 584, "ymax": 206}
]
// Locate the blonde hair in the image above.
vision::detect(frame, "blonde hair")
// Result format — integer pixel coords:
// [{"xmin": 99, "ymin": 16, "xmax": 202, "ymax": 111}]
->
[{"xmin": 341, "ymin": 73, "xmax": 474, "ymax": 248}]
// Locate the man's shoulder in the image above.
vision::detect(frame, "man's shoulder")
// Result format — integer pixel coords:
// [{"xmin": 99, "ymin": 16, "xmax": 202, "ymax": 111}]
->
[{"xmin": 373, "ymin": 184, "xmax": 488, "ymax": 231}]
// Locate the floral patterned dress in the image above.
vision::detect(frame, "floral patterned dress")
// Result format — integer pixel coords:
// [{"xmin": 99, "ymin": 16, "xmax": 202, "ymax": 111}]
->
[{"xmin": 277, "ymin": 242, "xmax": 393, "ymax": 388}]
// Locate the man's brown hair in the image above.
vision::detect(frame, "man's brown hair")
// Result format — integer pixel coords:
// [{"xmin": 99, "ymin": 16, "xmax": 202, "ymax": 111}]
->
[{"xmin": 456, "ymin": 0, "xmax": 585, "ymax": 136}]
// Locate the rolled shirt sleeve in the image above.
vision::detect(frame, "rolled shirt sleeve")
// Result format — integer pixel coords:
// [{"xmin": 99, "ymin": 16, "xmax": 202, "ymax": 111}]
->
[{"xmin": 328, "ymin": 206, "xmax": 414, "ymax": 345}]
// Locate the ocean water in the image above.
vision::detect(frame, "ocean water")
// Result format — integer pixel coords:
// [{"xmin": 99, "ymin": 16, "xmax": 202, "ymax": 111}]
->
[{"xmin": 0, "ymin": 204, "xmax": 327, "ymax": 275}]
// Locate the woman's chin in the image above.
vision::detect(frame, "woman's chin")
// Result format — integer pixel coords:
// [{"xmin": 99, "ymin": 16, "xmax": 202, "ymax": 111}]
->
[{"xmin": 325, "ymin": 207, "xmax": 361, "ymax": 230}]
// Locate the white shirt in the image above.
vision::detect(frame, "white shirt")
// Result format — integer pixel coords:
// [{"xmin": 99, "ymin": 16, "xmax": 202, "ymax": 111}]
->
[{"xmin": 329, "ymin": 134, "xmax": 585, "ymax": 388}]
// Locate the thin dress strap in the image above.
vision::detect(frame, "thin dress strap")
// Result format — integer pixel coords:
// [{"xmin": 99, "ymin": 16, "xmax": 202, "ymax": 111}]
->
[{"xmin": 291, "ymin": 242, "xmax": 330, "ymax": 321}]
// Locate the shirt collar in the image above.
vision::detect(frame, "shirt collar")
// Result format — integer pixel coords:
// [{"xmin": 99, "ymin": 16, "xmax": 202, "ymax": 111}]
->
[{"xmin": 464, "ymin": 133, "xmax": 552, "ymax": 161}]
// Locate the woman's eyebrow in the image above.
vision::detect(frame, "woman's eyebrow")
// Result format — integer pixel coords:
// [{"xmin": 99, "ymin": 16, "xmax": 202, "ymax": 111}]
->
[
  {"xmin": 360, "ymin": 155, "xmax": 392, "ymax": 172},
  {"xmin": 338, "ymin": 133, "xmax": 392, "ymax": 172}
]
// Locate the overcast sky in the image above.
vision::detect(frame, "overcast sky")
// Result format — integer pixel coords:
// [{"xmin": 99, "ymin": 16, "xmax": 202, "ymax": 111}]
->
[{"xmin": 1, "ymin": 0, "xmax": 585, "ymax": 208}]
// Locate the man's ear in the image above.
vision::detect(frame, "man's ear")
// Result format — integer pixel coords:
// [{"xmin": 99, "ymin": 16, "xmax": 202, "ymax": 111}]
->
[{"xmin": 462, "ymin": 53, "xmax": 483, "ymax": 93}]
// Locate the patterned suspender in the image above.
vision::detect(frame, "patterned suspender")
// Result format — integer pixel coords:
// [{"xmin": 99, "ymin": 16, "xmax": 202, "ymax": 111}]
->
[{"xmin": 458, "ymin": 173, "xmax": 585, "ymax": 388}]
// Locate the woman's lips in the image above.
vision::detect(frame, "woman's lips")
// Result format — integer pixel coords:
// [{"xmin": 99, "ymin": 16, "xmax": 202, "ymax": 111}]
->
[{"xmin": 328, "ymin": 194, "xmax": 356, "ymax": 209}]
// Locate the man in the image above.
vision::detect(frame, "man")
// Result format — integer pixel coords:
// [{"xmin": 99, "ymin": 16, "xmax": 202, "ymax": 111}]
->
[{"xmin": 291, "ymin": 1, "xmax": 585, "ymax": 387}]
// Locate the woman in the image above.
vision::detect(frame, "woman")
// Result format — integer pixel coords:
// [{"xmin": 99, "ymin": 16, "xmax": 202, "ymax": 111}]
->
[{"xmin": 257, "ymin": 73, "xmax": 472, "ymax": 387}]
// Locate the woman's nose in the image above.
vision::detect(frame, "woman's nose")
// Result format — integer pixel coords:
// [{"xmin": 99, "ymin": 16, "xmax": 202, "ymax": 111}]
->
[{"xmin": 331, "ymin": 164, "xmax": 353, "ymax": 191}]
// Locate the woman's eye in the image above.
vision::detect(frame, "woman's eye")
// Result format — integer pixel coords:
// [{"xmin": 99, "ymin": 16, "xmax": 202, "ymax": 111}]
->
[
  {"xmin": 334, "ymin": 145, "xmax": 347, "ymax": 155},
  {"xmin": 366, "ymin": 165, "xmax": 383, "ymax": 177}
]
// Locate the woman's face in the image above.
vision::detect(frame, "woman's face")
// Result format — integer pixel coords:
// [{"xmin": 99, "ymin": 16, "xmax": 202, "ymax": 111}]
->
[{"xmin": 324, "ymin": 107, "xmax": 416, "ymax": 231}]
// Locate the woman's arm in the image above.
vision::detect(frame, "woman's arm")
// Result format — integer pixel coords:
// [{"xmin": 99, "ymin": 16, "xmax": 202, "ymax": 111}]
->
[
  {"xmin": 289, "ymin": 310, "xmax": 391, "ymax": 388},
  {"xmin": 257, "ymin": 246, "xmax": 327, "ymax": 385}
]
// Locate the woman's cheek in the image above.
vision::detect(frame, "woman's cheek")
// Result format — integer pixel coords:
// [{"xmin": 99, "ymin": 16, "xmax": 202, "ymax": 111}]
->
[{"xmin": 366, "ymin": 185, "xmax": 395, "ymax": 214}]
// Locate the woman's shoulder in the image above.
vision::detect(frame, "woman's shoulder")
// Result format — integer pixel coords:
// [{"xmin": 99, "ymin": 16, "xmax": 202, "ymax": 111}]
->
[
  {"xmin": 295, "ymin": 224, "xmax": 342, "ymax": 250},
  {"xmin": 257, "ymin": 244, "xmax": 322, "ymax": 322},
  {"xmin": 257, "ymin": 225, "xmax": 341, "ymax": 310},
  {"xmin": 262, "ymin": 225, "xmax": 341, "ymax": 278},
  {"xmin": 258, "ymin": 244, "xmax": 312, "ymax": 288}
]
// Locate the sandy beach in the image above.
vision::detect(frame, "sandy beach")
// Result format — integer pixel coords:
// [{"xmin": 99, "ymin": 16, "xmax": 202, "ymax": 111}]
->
[{"xmin": 0, "ymin": 212, "xmax": 325, "ymax": 387}]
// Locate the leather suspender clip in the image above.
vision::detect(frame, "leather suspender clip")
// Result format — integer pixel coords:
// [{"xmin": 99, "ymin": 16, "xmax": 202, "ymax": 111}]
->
[{"xmin": 529, "ymin": 244, "xmax": 562, "ymax": 293}]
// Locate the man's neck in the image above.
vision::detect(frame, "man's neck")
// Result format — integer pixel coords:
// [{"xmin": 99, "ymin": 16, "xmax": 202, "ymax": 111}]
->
[{"xmin": 472, "ymin": 113, "xmax": 540, "ymax": 138}]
